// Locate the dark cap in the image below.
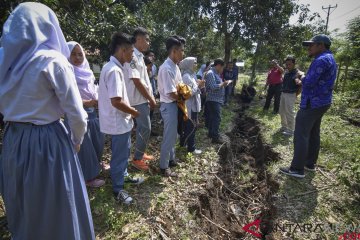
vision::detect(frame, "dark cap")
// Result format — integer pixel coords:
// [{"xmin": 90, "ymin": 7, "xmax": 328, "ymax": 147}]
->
[{"xmin": 302, "ymin": 34, "xmax": 331, "ymax": 47}]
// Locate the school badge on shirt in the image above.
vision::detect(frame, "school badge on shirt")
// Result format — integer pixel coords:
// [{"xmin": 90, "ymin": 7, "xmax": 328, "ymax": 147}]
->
[{"xmin": 130, "ymin": 60, "xmax": 136, "ymax": 69}]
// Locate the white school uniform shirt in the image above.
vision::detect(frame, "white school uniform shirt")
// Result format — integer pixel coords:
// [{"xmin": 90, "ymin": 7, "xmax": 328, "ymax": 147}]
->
[
  {"xmin": 124, "ymin": 47, "xmax": 153, "ymax": 106},
  {"xmin": 157, "ymin": 57, "xmax": 183, "ymax": 103},
  {"xmin": 0, "ymin": 50, "xmax": 87, "ymax": 145},
  {"xmin": 98, "ymin": 56, "xmax": 133, "ymax": 135}
]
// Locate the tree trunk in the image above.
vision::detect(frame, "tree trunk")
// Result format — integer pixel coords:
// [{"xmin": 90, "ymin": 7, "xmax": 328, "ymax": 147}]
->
[
  {"xmin": 334, "ymin": 61, "xmax": 342, "ymax": 91},
  {"xmin": 251, "ymin": 41, "xmax": 262, "ymax": 83},
  {"xmin": 341, "ymin": 64, "xmax": 349, "ymax": 92},
  {"xmin": 224, "ymin": 32, "xmax": 231, "ymax": 63}
]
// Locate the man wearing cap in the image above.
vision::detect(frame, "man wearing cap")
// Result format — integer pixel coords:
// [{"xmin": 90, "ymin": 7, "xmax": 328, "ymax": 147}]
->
[{"xmin": 280, "ymin": 34, "xmax": 337, "ymax": 178}]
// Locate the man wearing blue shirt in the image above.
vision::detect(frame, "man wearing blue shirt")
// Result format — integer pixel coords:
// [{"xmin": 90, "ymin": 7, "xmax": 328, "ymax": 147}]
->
[
  {"xmin": 205, "ymin": 59, "xmax": 231, "ymax": 143},
  {"xmin": 280, "ymin": 35, "xmax": 337, "ymax": 178}
]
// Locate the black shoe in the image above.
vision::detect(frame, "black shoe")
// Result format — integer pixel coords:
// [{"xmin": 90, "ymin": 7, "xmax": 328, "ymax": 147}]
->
[
  {"xmin": 161, "ymin": 168, "xmax": 178, "ymax": 177},
  {"xmin": 304, "ymin": 165, "xmax": 316, "ymax": 172},
  {"xmin": 279, "ymin": 167, "xmax": 305, "ymax": 178},
  {"xmin": 125, "ymin": 175, "xmax": 144, "ymax": 185},
  {"xmin": 212, "ymin": 137, "xmax": 225, "ymax": 144},
  {"xmin": 150, "ymin": 131, "xmax": 159, "ymax": 136},
  {"xmin": 113, "ymin": 190, "xmax": 133, "ymax": 204},
  {"xmin": 169, "ymin": 160, "xmax": 178, "ymax": 168}
]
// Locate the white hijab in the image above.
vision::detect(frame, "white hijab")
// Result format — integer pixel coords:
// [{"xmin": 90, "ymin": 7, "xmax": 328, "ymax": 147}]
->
[
  {"xmin": 67, "ymin": 41, "xmax": 97, "ymax": 100},
  {"xmin": 179, "ymin": 57, "xmax": 197, "ymax": 76},
  {"xmin": 0, "ymin": 2, "xmax": 70, "ymax": 95}
]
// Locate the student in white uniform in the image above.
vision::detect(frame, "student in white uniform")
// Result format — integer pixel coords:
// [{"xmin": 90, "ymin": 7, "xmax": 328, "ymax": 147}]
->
[
  {"xmin": 67, "ymin": 41, "xmax": 105, "ymax": 188},
  {"xmin": 98, "ymin": 32, "xmax": 140, "ymax": 204},
  {"xmin": 0, "ymin": 3, "xmax": 94, "ymax": 239},
  {"xmin": 179, "ymin": 57, "xmax": 205, "ymax": 154},
  {"xmin": 125, "ymin": 27, "xmax": 156, "ymax": 171},
  {"xmin": 157, "ymin": 35, "xmax": 186, "ymax": 177}
]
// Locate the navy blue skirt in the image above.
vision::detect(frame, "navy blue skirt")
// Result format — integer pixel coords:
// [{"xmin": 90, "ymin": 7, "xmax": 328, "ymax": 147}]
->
[
  {"xmin": 0, "ymin": 120, "xmax": 95, "ymax": 240},
  {"xmin": 76, "ymin": 108, "xmax": 104, "ymax": 181},
  {"xmin": 65, "ymin": 107, "xmax": 104, "ymax": 181}
]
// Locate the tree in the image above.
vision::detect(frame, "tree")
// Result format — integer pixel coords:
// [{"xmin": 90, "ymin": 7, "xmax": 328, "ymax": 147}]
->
[{"xmin": 0, "ymin": 0, "xmax": 138, "ymax": 64}]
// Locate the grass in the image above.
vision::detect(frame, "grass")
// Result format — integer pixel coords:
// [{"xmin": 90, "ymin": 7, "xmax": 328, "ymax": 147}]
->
[
  {"xmin": 244, "ymin": 73, "xmax": 360, "ymax": 239},
  {"xmin": 1, "ymin": 72, "xmax": 357, "ymax": 239}
]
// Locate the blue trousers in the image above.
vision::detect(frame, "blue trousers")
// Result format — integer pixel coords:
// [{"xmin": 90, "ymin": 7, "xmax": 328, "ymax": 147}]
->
[
  {"xmin": 206, "ymin": 101, "xmax": 222, "ymax": 139},
  {"xmin": 180, "ymin": 111, "xmax": 198, "ymax": 152},
  {"xmin": 290, "ymin": 105, "xmax": 330, "ymax": 172},
  {"xmin": 133, "ymin": 103, "xmax": 151, "ymax": 160},
  {"xmin": 159, "ymin": 102, "xmax": 177, "ymax": 169},
  {"xmin": 224, "ymin": 83, "xmax": 233, "ymax": 104},
  {"xmin": 110, "ymin": 131, "xmax": 131, "ymax": 193}
]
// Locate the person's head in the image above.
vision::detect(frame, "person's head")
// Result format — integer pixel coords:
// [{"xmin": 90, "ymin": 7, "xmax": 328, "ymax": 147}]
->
[
  {"xmin": 226, "ymin": 61, "xmax": 234, "ymax": 70},
  {"xmin": 144, "ymin": 56, "xmax": 153, "ymax": 75},
  {"xmin": 110, "ymin": 32, "xmax": 134, "ymax": 64},
  {"xmin": 232, "ymin": 58, "xmax": 237, "ymax": 64},
  {"xmin": 132, "ymin": 27, "xmax": 150, "ymax": 52},
  {"xmin": 302, "ymin": 34, "xmax": 331, "ymax": 57},
  {"xmin": 179, "ymin": 57, "xmax": 197, "ymax": 74},
  {"xmin": 145, "ymin": 50, "xmax": 155, "ymax": 61},
  {"xmin": 284, "ymin": 55, "xmax": 296, "ymax": 71},
  {"xmin": 0, "ymin": 2, "xmax": 72, "ymax": 93},
  {"xmin": 68, "ymin": 42, "xmax": 84, "ymax": 67},
  {"xmin": 166, "ymin": 35, "xmax": 186, "ymax": 63},
  {"xmin": 213, "ymin": 58, "xmax": 225, "ymax": 74},
  {"xmin": 270, "ymin": 59, "xmax": 278, "ymax": 68},
  {"xmin": 204, "ymin": 61, "xmax": 211, "ymax": 71}
]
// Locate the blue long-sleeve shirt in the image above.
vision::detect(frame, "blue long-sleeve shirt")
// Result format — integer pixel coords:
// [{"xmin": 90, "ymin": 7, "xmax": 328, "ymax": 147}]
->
[
  {"xmin": 205, "ymin": 68, "xmax": 225, "ymax": 104},
  {"xmin": 300, "ymin": 50, "xmax": 337, "ymax": 109}
]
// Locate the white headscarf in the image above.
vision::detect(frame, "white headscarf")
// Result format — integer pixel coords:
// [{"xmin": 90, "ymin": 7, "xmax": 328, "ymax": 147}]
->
[
  {"xmin": 179, "ymin": 57, "xmax": 197, "ymax": 76},
  {"xmin": 67, "ymin": 41, "xmax": 97, "ymax": 100},
  {"xmin": 0, "ymin": 2, "xmax": 70, "ymax": 95}
]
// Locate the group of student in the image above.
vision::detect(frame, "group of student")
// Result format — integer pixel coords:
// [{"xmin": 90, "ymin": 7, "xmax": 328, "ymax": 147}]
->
[{"xmin": 0, "ymin": 3, "xmax": 243, "ymax": 239}]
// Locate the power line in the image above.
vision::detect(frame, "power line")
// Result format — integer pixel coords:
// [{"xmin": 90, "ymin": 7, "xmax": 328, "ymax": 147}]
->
[
  {"xmin": 322, "ymin": 4, "xmax": 338, "ymax": 35},
  {"xmin": 332, "ymin": 5, "xmax": 360, "ymax": 20}
]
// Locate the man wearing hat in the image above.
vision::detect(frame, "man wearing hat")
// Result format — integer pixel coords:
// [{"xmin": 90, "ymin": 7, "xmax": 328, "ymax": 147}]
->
[{"xmin": 280, "ymin": 34, "xmax": 337, "ymax": 178}]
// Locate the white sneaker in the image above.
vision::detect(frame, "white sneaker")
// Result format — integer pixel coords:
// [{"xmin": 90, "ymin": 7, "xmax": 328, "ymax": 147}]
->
[
  {"xmin": 115, "ymin": 190, "xmax": 133, "ymax": 205},
  {"xmin": 193, "ymin": 149, "xmax": 202, "ymax": 155}
]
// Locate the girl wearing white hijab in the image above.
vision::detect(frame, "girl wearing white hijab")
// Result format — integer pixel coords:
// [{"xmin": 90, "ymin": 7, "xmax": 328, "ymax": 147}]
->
[
  {"xmin": 67, "ymin": 41, "xmax": 106, "ymax": 188},
  {"xmin": 179, "ymin": 57, "xmax": 205, "ymax": 154},
  {"xmin": 0, "ymin": 3, "xmax": 94, "ymax": 240}
]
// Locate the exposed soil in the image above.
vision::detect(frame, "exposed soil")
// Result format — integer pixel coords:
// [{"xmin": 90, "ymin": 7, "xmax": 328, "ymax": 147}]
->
[{"xmin": 188, "ymin": 99, "xmax": 280, "ymax": 239}]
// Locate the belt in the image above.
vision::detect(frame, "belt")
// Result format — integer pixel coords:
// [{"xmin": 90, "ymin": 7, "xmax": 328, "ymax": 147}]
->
[{"xmin": 7, "ymin": 121, "xmax": 38, "ymax": 126}]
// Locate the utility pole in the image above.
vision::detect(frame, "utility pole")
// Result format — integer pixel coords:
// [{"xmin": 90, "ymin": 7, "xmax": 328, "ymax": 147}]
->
[{"xmin": 322, "ymin": 4, "xmax": 337, "ymax": 35}]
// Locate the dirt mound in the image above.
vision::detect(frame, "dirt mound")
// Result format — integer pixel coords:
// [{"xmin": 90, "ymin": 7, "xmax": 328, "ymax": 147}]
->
[{"xmin": 190, "ymin": 108, "xmax": 280, "ymax": 239}]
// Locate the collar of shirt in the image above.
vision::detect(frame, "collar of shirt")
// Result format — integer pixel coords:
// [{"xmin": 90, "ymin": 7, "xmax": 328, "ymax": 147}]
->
[
  {"xmin": 134, "ymin": 47, "xmax": 144, "ymax": 59},
  {"xmin": 110, "ymin": 56, "xmax": 122, "ymax": 68},
  {"xmin": 166, "ymin": 57, "xmax": 177, "ymax": 68},
  {"xmin": 211, "ymin": 67, "xmax": 221, "ymax": 78},
  {"xmin": 315, "ymin": 50, "xmax": 332, "ymax": 59}
]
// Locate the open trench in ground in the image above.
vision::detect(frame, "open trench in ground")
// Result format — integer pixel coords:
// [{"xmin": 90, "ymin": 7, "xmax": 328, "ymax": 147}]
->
[{"xmin": 188, "ymin": 102, "xmax": 280, "ymax": 239}]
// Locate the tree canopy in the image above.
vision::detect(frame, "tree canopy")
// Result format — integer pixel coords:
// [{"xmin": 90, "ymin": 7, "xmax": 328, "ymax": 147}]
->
[{"xmin": 0, "ymin": 0, "xmax": 342, "ymax": 72}]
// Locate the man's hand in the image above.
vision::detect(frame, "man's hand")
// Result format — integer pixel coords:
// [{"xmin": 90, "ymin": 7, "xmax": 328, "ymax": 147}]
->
[
  {"xmin": 295, "ymin": 78, "xmax": 302, "ymax": 85},
  {"xmin": 149, "ymin": 97, "xmax": 156, "ymax": 109},
  {"xmin": 74, "ymin": 144, "xmax": 81, "ymax": 153},
  {"xmin": 222, "ymin": 80, "xmax": 231, "ymax": 87},
  {"xmin": 131, "ymin": 108, "xmax": 140, "ymax": 118},
  {"xmin": 197, "ymin": 79, "xmax": 205, "ymax": 88}
]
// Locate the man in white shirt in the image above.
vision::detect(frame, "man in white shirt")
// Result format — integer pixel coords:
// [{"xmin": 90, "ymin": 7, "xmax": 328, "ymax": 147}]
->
[
  {"xmin": 157, "ymin": 35, "xmax": 186, "ymax": 177},
  {"xmin": 98, "ymin": 32, "xmax": 140, "ymax": 204},
  {"xmin": 125, "ymin": 27, "xmax": 156, "ymax": 171}
]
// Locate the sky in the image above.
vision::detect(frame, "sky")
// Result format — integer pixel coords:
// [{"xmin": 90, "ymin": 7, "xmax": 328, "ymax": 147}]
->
[{"xmin": 289, "ymin": 0, "xmax": 360, "ymax": 33}]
